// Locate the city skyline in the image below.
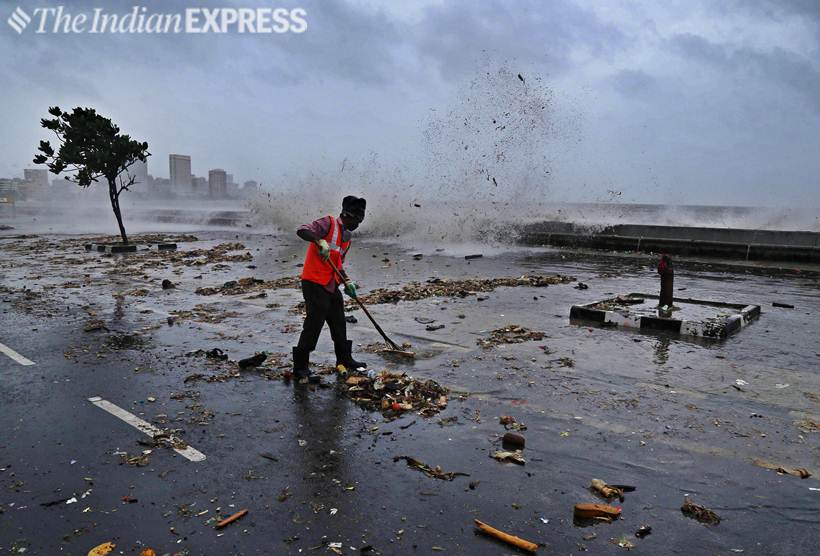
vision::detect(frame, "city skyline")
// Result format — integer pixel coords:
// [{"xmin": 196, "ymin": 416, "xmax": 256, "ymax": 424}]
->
[{"xmin": 2, "ymin": 149, "xmax": 259, "ymax": 202}]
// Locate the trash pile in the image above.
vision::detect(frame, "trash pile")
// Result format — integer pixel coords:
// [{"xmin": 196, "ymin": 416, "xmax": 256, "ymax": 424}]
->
[
  {"xmin": 478, "ymin": 325, "xmax": 545, "ymax": 348},
  {"xmin": 590, "ymin": 295, "xmax": 645, "ymax": 311},
  {"xmin": 351, "ymin": 274, "xmax": 575, "ymax": 306},
  {"xmin": 342, "ymin": 370, "xmax": 448, "ymax": 420},
  {"xmin": 177, "ymin": 242, "xmax": 252, "ymax": 266},
  {"xmin": 195, "ymin": 275, "xmax": 300, "ymax": 296},
  {"xmin": 170, "ymin": 304, "xmax": 241, "ymax": 324},
  {"xmin": 359, "ymin": 341, "xmax": 415, "ymax": 355}
]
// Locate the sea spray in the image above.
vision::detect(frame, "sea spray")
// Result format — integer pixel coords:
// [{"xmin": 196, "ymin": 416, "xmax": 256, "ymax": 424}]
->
[{"xmin": 248, "ymin": 63, "xmax": 562, "ymax": 245}]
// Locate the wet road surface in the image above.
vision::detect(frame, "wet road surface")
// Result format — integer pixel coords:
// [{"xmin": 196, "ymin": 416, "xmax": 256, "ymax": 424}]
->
[{"xmin": 1, "ymin": 231, "xmax": 818, "ymax": 555}]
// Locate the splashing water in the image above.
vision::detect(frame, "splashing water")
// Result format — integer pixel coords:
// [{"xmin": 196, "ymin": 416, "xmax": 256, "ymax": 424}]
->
[{"xmin": 249, "ymin": 63, "xmax": 562, "ymax": 246}]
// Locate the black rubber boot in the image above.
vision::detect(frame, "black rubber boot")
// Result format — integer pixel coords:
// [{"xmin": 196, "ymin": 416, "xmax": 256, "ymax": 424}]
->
[
  {"xmin": 292, "ymin": 347, "xmax": 319, "ymax": 384},
  {"xmin": 335, "ymin": 340, "xmax": 367, "ymax": 370}
]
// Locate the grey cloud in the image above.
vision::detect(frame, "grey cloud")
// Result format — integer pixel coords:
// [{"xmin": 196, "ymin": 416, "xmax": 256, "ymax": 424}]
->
[
  {"xmin": 410, "ymin": 0, "xmax": 629, "ymax": 80},
  {"xmin": 609, "ymin": 69, "xmax": 657, "ymax": 97},
  {"xmin": 669, "ymin": 33, "xmax": 820, "ymax": 111}
]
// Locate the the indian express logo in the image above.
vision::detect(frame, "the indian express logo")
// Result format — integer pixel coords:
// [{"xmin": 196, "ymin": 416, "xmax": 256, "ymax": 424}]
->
[{"xmin": 7, "ymin": 5, "xmax": 308, "ymax": 34}]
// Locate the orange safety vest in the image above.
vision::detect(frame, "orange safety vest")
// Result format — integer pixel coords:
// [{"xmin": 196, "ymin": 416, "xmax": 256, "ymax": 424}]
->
[{"xmin": 301, "ymin": 215, "xmax": 350, "ymax": 285}]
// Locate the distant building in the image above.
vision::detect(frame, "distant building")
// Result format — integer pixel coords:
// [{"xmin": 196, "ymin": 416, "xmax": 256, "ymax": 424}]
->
[
  {"xmin": 169, "ymin": 154, "xmax": 192, "ymax": 193},
  {"xmin": 0, "ymin": 178, "xmax": 17, "ymax": 205},
  {"xmin": 208, "ymin": 169, "xmax": 227, "ymax": 199},
  {"xmin": 149, "ymin": 177, "xmax": 171, "ymax": 198},
  {"xmin": 46, "ymin": 176, "xmax": 78, "ymax": 200},
  {"xmin": 24, "ymin": 169, "xmax": 50, "ymax": 189},
  {"xmin": 240, "ymin": 180, "xmax": 260, "ymax": 199},
  {"xmin": 227, "ymin": 173, "xmax": 234, "ymax": 186},
  {"xmin": 192, "ymin": 176, "xmax": 208, "ymax": 196},
  {"xmin": 130, "ymin": 159, "xmax": 148, "ymax": 188}
]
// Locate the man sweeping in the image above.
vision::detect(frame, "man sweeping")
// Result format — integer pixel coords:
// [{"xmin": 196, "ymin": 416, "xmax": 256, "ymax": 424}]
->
[{"xmin": 292, "ymin": 195, "xmax": 367, "ymax": 383}]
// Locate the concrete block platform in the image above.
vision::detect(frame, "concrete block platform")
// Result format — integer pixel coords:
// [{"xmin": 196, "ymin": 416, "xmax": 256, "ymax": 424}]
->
[
  {"xmin": 570, "ymin": 293, "xmax": 760, "ymax": 339},
  {"xmin": 84, "ymin": 242, "xmax": 177, "ymax": 253}
]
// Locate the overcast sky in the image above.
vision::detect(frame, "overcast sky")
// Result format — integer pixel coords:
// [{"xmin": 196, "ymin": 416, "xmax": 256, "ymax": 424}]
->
[{"xmin": 1, "ymin": 0, "xmax": 819, "ymax": 207}]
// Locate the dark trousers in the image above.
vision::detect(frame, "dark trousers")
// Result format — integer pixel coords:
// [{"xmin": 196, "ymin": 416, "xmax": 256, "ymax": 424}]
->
[{"xmin": 296, "ymin": 279, "xmax": 347, "ymax": 351}]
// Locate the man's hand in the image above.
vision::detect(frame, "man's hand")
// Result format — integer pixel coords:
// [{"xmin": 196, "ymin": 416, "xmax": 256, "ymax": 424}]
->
[
  {"xmin": 344, "ymin": 281, "xmax": 358, "ymax": 298},
  {"xmin": 317, "ymin": 239, "xmax": 330, "ymax": 260}
]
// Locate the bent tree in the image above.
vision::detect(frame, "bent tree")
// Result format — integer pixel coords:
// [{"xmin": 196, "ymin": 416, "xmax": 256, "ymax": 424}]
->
[{"xmin": 33, "ymin": 106, "xmax": 150, "ymax": 244}]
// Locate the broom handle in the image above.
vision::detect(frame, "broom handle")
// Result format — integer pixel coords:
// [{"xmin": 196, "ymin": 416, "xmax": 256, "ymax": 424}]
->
[{"xmin": 321, "ymin": 248, "xmax": 404, "ymax": 351}]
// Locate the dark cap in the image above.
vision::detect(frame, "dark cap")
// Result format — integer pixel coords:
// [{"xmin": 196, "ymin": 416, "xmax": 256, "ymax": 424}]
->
[{"xmin": 342, "ymin": 195, "xmax": 366, "ymax": 220}]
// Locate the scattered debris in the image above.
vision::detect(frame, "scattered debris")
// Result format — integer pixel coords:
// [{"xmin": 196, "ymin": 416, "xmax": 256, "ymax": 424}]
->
[
  {"xmin": 393, "ymin": 456, "xmax": 470, "ymax": 481},
  {"xmin": 360, "ymin": 341, "xmax": 416, "ymax": 357},
  {"xmin": 681, "ymin": 497, "xmax": 720, "ymax": 524},
  {"xmin": 119, "ymin": 452, "xmax": 151, "ymax": 467},
  {"xmin": 474, "ymin": 519, "xmax": 538, "ymax": 553},
  {"xmin": 216, "ymin": 508, "xmax": 248, "ymax": 529},
  {"xmin": 754, "ymin": 458, "xmax": 811, "ymax": 479},
  {"xmin": 161, "ymin": 279, "xmax": 175, "ymax": 290},
  {"xmin": 238, "ymin": 352, "xmax": 267, "ymax": 369},
  {"xmin": 88, "ymin": 542, "xmax": 116, "ymax": 556},
  {"xmin": 574, "ymin": 282, "xmax": 589, "ymax": 290},
  {"xmin": 342, "ymin": 370, "xmax": 448, "ymax": 420},
  {"xmin": 345, "ymin": 314, "xmax": 358, "ymax": 323},
  {"xmin": 40, "ymin": 496, "xmax": 72, "ymax": 507},
  {"xmin": 502, "ymin": 432, "xmax": 526, "ymax": 449},
  {"xmin": 260, "ymin": 452, "xmax": 278, "ymax": 462},
  {"xmin": 590, "ymin": 479, "xmax": 624, "ymax": 501},
  {"xmin": 635, "ymin": 525, "xmax": 652, "ymax": 538},
  {"xmin": 500, "ymin": 415, "xmax": 527, "ymax": 431},
  {"xmin": 465, "ymin": 254, "xmax": 483, "ymax": 260},
  {"xmin": 796, "ymin": 417, "xmax": 819, "ymax": 433},
  {"xmin": 491, "ymin": 450, "xmax": 526, "ymax": 465},
  {"xmin": 170, "ymin": 304, "xmax": 240, "ymax": 324},
  {"xmin": 426, "ymin": 323, "xmax": 445, "ymax": 331},
  {"xmin": 772, "ymin": 302, "xmax": 794, "ymax": 309},
  {"xmin": 610, "ymin": 535, "xmax": 634, "ymax": 549},
  {"xmin": 196, "ymin": 275, "xmax": 298, "ymax": 296},
  {"xmin": 83, "ymin": 319, "xmax": 108, "ymax": 332},
  {"xmin": 350, "ymin": 274, "xmax": 574, "ymax": 307},
  {"xmin": 574, "ymin": 503, "xmax": 621, "ymax": 522},
  {"xmin": 478, "ymin": 325, "xmax": 545, "ymax": 348}
]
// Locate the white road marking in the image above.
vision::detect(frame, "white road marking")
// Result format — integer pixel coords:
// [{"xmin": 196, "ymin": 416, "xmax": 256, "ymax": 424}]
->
[
  {"xmin": 0, "ymin": 342, "xmax": 35, "ymax": 366},
  {"xmin": 88, "ymin": 396, "xmax": 206, "ymax": 462}
]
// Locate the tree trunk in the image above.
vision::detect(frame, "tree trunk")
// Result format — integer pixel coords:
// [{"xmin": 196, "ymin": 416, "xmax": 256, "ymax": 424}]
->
[{"xmin": 108, "ymin": 178, "xmax": 128, "ymax": 244}]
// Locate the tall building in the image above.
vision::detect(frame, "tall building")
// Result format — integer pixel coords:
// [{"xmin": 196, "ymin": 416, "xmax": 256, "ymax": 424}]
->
[
  {"xmin": 241, "ymin": 180, "xmax": 260, "ymax": 199},
  {"xmin": 208, "ymin": 169, "xmax": 227, "ymax": 199},
  {"xmin": 169, "ymin": 154, "xmax": 192, "ymax": 194},
  {"xmin": 24, "ymin": 169, "xmax": 49, "ymax": 189},
  {"xmin": 130, "ymin": 159, "xmax": 148, "ymax": 187},
  {"xmin": 0, "ymin": 178, "xmax": 17, "ymax": 203}
]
